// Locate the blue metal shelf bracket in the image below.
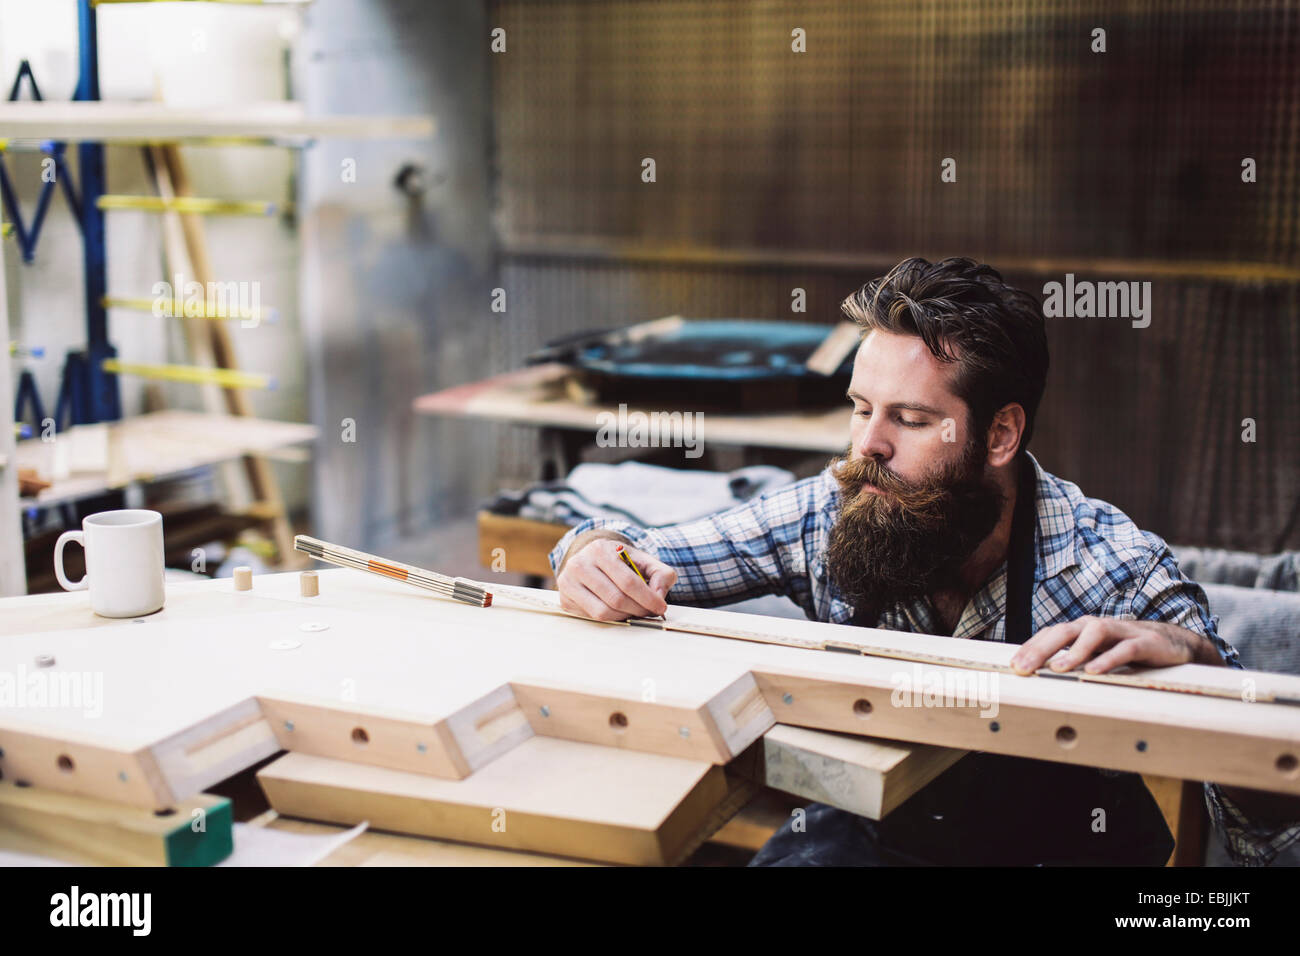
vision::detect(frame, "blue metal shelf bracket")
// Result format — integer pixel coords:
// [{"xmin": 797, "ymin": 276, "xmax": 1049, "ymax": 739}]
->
[
  {"xmin": 74, "ymin": 0, "xmax": 119, "ymax": 424},
  {"xmin": 0, "ymin": 61, "xmax": 84, "ymax": 263}
]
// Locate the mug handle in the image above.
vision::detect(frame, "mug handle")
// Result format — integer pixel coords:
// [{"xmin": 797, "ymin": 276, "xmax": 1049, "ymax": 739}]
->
[{"xmin": 54, "ymin": 531, "xmax": 88, "ymax": 591}]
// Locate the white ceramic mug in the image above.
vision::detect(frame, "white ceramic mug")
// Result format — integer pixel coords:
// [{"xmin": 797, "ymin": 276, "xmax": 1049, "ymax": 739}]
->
[{"xmin": 54, "ymin": 510, "xmax": 166, "ymax": 618}]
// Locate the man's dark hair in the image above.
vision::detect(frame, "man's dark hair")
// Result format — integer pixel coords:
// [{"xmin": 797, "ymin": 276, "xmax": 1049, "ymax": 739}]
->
[{"xmin": 841, "ymin": 257, "xmax": 1050, "ymax": 453}]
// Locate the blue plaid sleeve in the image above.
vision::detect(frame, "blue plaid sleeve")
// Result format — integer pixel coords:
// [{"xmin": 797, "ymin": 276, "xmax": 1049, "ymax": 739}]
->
[
  {"xmin": 1127, "ymin": 542, "xmax": 1242, "ymax": 668},
  {"xmin": 1203, "ymin": 783, "xmax": 1300, "ymax": 866},
  {"xmin": 547, "ymin": 474, "xmax": 826, "ymax": 612}
]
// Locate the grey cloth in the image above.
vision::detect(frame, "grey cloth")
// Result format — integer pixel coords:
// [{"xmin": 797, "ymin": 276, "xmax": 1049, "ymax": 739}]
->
[
  {"xmin": 1201, "ymin": 583, "xmax": 1300, "ymax": 677},
  {"xmin": 1172, "ymin": 546, "xmax": 1300, "ymax": 592},
  {"xmin": 490, "ymin": 461, "xmax": 795, "ymax": 527},
  {"xmin": 1169, "ymin": 544, "xmax": 1300, "ymax": 676}
]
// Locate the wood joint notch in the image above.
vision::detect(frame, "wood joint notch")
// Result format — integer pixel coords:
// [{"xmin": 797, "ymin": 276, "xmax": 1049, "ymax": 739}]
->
[
  {"xmin": 441, "ymin": 684, "xmax": 534, "ymax": 774},
  {"xmin": 703, "ymin": 673, "xmax": 776, "ymax": 758}
]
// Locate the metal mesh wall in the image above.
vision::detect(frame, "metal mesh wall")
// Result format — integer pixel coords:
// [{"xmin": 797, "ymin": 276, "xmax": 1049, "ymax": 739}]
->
[{"xmin": 488, "ymin": 0, "xmax": 1300, "ymax": 550}]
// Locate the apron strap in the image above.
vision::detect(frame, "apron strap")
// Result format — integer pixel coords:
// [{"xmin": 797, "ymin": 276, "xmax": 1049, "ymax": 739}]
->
[{"xmin": 1003, "ymin": 452, "xmax": 1040, "ymax": 646}]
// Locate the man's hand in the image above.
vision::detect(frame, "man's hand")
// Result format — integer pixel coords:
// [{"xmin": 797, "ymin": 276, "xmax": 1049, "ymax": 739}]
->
[
  {"xmin": 1010, "ymin": 616, "xmax": 1224, "ymax": 676},
  {"xmin": 556, "ymin": 533, "xmax": 678, "ymax": 622}
]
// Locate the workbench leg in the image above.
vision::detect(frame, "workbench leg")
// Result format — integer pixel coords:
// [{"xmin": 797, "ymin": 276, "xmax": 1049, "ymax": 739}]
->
[{"xmin": 1142, "ymin": 775, "xmax": 1208, "ymax": 866}]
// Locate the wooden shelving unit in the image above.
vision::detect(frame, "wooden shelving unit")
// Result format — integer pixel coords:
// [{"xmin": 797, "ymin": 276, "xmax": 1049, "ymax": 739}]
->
[
  {"xmin": 0, "ymin": 101, "xmax": 434, "ymax": 143},
  {"xmin": 14, "ymin": 410, "xmax": 318, "ymax": 511},
  {"xmin": 0, "ymin": 0, "xmax": 435, "ymax": 595}
]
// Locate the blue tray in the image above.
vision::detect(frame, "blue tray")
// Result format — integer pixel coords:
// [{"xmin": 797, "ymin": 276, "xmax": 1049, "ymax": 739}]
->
[{"xmin": 565, "ymin": 319, "xmax": 853, "ymax": 382}]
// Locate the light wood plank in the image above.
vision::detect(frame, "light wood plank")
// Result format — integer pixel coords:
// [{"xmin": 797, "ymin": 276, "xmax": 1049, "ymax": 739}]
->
[
  {"xmin": 476, "ymin": 511, "xmax": 566, "ymax": 578},
  {"xmin": 413, "ymin": 363, "xmax": 850, "ymax": 453},
  {"xmin": 0, "ymin": 101, "xmax": 433, "ymax": 142},
  {"xmin": 0, "ymin": 781, "xmax": 231, "ymax": 866},
  {"xmin": 15, "ymin": 410, "xmax": 317, "ymax": 508},
  {"xmin": 707, "ymin": 789, "xmax": 803, "ymax": 851},
  {"xmin": 258, "ymin": 739, "xmax": 732, "ymax": 866},
  {"xmin": 253, "ymin": 812, "xmax": 599, "ymax": 867},
  {"xmin": 760, "ymin": 725, "xmax": 966, "ymax": 819}
]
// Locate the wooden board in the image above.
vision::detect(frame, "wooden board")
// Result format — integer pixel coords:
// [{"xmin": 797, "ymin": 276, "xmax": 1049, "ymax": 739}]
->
[
  {"xmin": 0, "ymin": 101, "xmax": 433, "ymax": 143},
  {"xmin": 489, "ymin": 582, "xmax": 1300, "ymax": 704},
  {"xmin": 476, "ymin": 511, "xmax": 567, "ymax": 578},
  {"xmin": 15, "ymin": 410, "xmax": 318, "ymax": 508},
  {"xmin": 413, "ymin": 363, "xmax": 851, "ymax": 453},
  {"xmin": 0, "ymin": 576, "xmax": 772, "ymax": 806},
  {"xmin": 0, "ymin": 782, "xmax": 231, "ymax": 866},
  {"xmin": 251, "ymin": 812, "xmax": 599, "ymax": 867},
  {"xmin": 706, "ymin": 789, "xmax": 803, "ymax": 851},
  {"xmin": 2, "ymin": 569, "xmax": 1298, "ymax": 815},
  {"xmin": 760, "ymin": 725, "xmax": 966, "ymax": 820},
  {"xmin": 257, "ymin": 739, "xmax": 733, "ymax": 866}
]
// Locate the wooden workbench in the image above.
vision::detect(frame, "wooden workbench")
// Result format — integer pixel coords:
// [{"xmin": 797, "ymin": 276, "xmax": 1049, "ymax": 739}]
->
[{"xmin": 3, "ymin": 568, "xmax": 1296, "ymax": 867}]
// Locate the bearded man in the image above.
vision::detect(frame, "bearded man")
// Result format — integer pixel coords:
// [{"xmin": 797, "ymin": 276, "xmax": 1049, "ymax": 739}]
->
[{"xmin": 548, "ymin": 256, "xmax": 1300, "ymax": 866}]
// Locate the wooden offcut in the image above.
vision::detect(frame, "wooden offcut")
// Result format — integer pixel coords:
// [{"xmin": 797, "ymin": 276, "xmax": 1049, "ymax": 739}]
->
[
  {"xmin": 250, "ymin": 812, "xmax": 599, "ymax": 867},
  {"xmin": 0, "ymin": 781, "xmax": 232, "ymax": 866},
  {"xmin": 258, "ymin": 739, "xmax": 734, "ymax": 866},
  {"xmin": 760, "ymin": 725, "xmax": 967, "ymax": 820},
  {"xmin": 476, "ymin": 511, "xmax": 567, "ymax": 578}
]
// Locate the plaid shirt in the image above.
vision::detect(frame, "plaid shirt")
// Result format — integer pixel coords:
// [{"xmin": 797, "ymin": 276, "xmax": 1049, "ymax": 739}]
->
[{"xmin": 550, "ymin": 451, "xmax": 1300, "ymax": 865}]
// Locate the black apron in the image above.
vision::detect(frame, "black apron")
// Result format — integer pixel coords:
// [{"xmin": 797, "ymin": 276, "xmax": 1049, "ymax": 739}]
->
[{"xmin": 749, "ymin": 455, "xmax": 1175, "ymax": 866}]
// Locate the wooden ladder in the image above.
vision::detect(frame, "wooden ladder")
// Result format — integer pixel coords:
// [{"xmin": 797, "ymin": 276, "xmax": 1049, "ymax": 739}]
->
[{"xmin": 141, "ymin": 142, "xmax": 295, "ymax": 564}]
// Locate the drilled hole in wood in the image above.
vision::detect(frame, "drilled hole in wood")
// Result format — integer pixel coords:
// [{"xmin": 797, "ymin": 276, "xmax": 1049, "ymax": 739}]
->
[
  {"xmin": 609, "ymin": 712, "xmax": 629, "ymax": 731},
  {"xmin": 1055, "ymin": 726, "xmax": 1078, "ymax": 748},
  {"xmin": 853, "ymin": 698, "xmax": 873, "ymax": 718},
  {"xmin": 1278, "ymin": 753, "xmax": 1298, "ymax": 777},
  {"xmin": 57, "ymin": 754, "xmax": 75, "ymax": 773},
  {"xmin": 351, "ymin": 727, "xmax": 370, "ymax": 746}
]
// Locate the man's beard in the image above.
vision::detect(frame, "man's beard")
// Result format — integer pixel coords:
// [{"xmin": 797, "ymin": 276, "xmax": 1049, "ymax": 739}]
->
[{"xmin": 825, "ymin": 440, "xmax": 1007, "ymax": 622}]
